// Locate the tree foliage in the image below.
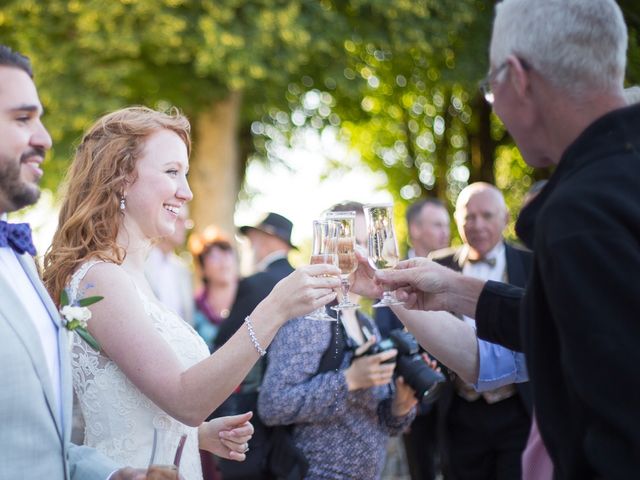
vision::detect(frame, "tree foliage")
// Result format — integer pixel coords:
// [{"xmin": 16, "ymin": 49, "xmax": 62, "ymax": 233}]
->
[
  {"xmin": 254, "ymin": 0, "xmax": 640, "ymax": 238},
  {"xmin": 1, "ymin": 0, "xmax": 638, "ymax": 239}
]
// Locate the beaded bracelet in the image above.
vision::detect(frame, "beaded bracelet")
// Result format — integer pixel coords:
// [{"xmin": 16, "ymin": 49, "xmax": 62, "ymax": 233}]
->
[{"xmin": 244, "ymin": 316, "xmax": 266, "ymax": 357}]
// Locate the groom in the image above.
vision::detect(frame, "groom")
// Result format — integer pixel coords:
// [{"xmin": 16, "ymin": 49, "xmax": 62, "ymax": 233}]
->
[{"xmin": 0, "ymin": 45, "xmax": 143, "ymax": 479}]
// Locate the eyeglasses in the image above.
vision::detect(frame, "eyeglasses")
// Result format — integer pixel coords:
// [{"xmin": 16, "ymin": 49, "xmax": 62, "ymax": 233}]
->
[
  {"xmin": 479, "ymin": 62, "xmax": 509, "ymax": 105},
  {"xmin": 479, "ymin": 58, "xmax": 531, "ymax": 105}
]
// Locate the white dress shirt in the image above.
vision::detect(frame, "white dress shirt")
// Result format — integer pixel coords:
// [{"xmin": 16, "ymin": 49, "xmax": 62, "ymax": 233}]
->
[
  {"xmin": 461, "ymin": 241, "xmax": 506, "ymax": 329},
  {"xmin": 145, "ymin": 246, "xmax": 193, "ymax": 324},
  {"xmin": 0, "ymin": 248, "xmax": 62, "ymax": 421}
]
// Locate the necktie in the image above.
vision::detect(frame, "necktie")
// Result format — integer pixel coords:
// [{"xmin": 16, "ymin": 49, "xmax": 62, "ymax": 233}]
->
[
  {"xmin": 468, "ymin": 256, "xmax": 496, "ymax": 267},
  {"xmin": 0, "ymin": 221, "xmax": 37, "ymax": 256}
]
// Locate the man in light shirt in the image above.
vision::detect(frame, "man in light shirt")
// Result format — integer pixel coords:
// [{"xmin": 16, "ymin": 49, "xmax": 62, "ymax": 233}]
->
[
  {"xmin": 428, "ymin": 183, "xmax": 532, "ymax": 480},
  {"xmin": 145, "ymin": 205, "xmax": 194, "ymax": 325},
  {"xmin": 0, "ymin": 45, "xmax": 143, "ymax": 480}
]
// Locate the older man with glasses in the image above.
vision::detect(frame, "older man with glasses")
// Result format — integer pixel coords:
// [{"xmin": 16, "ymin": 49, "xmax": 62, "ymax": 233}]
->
[{"xmin": 364, "ymin": 0, "xmax": 640, "ymax": 478}]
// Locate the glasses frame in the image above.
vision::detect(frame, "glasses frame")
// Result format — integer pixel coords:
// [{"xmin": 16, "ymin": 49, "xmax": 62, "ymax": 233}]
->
[{"xmin": 479, "ymin": 57, "xmax": 531, "ymax": 105}]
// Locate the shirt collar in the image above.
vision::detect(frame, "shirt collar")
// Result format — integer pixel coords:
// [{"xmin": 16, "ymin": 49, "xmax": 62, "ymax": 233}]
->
[{"xmin": 256, "ymin": 250, "xmax": 288, "ymax": 272}]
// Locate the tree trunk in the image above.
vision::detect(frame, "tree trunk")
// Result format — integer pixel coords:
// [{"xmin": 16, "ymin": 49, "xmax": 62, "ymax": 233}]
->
[
  {"xmin": 469, "ymin": 94, "xmax": 496, "ymax": 184},
  {"xmin": 189, "ymin": 92, "xmax": 242, "ymax": 237}
]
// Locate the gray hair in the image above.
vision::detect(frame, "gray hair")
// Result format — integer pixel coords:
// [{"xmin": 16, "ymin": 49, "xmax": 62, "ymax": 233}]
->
[
  {"xmin": 623, "ymin": 86, "xmax": 640, "ymax": 106},
  {"xmin": 490, "ymin": 0, "xmax": 627, "ymax": 97}
]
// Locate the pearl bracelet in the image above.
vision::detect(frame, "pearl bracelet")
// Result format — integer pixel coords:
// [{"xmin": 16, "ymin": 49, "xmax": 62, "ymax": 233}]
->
[{"xmin": 244, "ymin": 316, "xmax": 266, "ymax": 357}]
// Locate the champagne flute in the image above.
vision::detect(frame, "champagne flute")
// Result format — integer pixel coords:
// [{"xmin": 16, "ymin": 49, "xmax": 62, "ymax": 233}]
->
[
  {"xmin": 325, "ymin": 211, "xmax": 360, "ymax": 311},
  {"xmin": 147, "ymin": 427, "xmax": 187, "ymax": 480},
  {"xmin": 305, "ymin": 220, "xmax": 339, "ymax": 321},
  {"xmin": 363, "ymin": 203, "xmax": 404, "ymax": 308}
]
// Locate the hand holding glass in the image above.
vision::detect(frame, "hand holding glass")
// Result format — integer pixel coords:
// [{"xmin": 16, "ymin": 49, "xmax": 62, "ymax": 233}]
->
[
  {"xmin": 306, "ymin": 220, "xmax": 339, "ymax": 321},
  {"xmin": 146, "ymin": 427, "xmax": 187, "ymax": 480},
  {"xmin": 363, "ymin": 203, "xmax": 403, "ymax": 308}
]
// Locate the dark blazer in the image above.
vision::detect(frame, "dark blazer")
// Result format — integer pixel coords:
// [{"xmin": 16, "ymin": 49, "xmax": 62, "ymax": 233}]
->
[
  {"xmin": 429, "ymin": 242, "xmax": 533, "ymax": 478},
  {"xmin": 477, "ymin": 104, "xmax": 640, "ymax": 479},
  {"xmin": 430, "ymin": 241, "xmax": 533, "ymax": 415},
  {"xmin": 212, "ymin": 257, "xmax": 294, "ymax": 480},
  {"xmin": 215, "ymin": 257, "xmax": 294, "ymax": 348}
]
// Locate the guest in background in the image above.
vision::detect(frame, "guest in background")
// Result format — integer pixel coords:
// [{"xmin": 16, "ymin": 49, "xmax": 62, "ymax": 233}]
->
[
  {"xmin": 376, "ymin": 197, "xmax": 450, "ymax": 480},
  {"xmin": 212, "ymin": 212, "xmax": 298, "ymax": 479},
  {"xmin": 376, "ymin": 198, "xmax": 450, "ymax": 338},
  {"xmin": 189, "ymin": 226, "xmax": 239, "ymax": 351},
  {"xmin": 214, "ymin": 212, "xmax": 296, "ymax": 347},
  {"xmin": 145, "ymin": 204, "xmax": 194, "ymax": 325},
  {"xmin": 429, "ymin": 182, "xmax": 532, "ymax": 480}
]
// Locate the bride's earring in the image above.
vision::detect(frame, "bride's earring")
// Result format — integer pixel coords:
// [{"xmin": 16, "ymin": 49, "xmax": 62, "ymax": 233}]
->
[{"xmin": 120, "ymin": 196, "xmax": 126, "ymax": 211}]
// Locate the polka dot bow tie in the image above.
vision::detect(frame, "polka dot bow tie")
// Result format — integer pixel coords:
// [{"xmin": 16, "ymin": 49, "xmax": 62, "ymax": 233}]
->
[{"xmin": 0, "ymin": 221, "xmax": 36, "ymax": 256}]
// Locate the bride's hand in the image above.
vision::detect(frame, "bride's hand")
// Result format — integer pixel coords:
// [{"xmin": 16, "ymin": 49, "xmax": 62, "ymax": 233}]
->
[
  {"xmin": 198, "ymin": 411, "xmax": 254, "ymax": 461},
  {"xmin": 259, "ymin": 264, "xmax": 341, "ymax": 322}
]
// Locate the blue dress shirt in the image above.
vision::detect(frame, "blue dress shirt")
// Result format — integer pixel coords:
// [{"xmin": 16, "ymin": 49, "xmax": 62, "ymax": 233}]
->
[{"xmin": 474, "ymin": 339, "xmax": 529, "ymax": 392}]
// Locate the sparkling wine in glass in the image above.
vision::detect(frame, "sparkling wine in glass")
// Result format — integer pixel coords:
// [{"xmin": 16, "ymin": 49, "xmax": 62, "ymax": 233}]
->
[
  {"xmin": 325, "ymin": 211, "xmax": 360, "ymax": 311},
  {"xmin": 306, "ymin": 220, "xmax": 339, "ymax": 321},
  {"xmin": 146, "ymin": 427, "xmax": 187, "ymax": 480},
  {"xmin": 363, "ymin": 203, "xmax": 403, "ymax": 308}
]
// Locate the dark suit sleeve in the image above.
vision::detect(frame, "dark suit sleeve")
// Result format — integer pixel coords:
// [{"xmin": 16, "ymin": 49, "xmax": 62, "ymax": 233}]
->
[
  {"xmin": 475, "ymin": 280, "xmax": 525, "ymax": 352},
  {"xmin": 215, "ymin": 271, "xmax": 280, "ymax": 348},
  {"xmin": 215, "ymin": 275, "xmax": 271, "ymax": 348},
  {"xmin": 373, "ymin": 307, "xmax": 404, "ymax": 339}
]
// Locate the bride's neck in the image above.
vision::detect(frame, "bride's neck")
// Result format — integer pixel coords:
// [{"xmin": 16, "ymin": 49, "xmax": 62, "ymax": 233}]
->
[{"xmin": 116, "ymin": 229, "xmax": 153, "ymax": 271}]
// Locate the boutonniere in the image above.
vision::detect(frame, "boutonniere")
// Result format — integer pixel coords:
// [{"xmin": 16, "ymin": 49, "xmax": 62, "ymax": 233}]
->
[{"xmin": 60, "ymin": 288, "xmax": 102, "ymax": 351}]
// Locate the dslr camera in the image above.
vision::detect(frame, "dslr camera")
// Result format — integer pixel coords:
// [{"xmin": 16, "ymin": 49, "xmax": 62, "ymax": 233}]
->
[{"xmin": 361, "ymin": 328, "xmax": 445, "ymax": 400}]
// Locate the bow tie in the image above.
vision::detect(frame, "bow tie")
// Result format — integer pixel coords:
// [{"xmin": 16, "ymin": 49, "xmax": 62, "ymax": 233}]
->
[
  {"xmin": 467, "ymin": 256, "xmax": 496, "ymax": 267},
  {"xmin": 0, "ymin": 221, "xmax": 36, "ymax": 256}
]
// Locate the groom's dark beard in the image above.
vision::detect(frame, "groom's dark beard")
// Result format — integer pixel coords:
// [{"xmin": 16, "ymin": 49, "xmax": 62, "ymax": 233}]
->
[{"xmin": 0, "ymin": 148, "xmax": 44, "ymax": 211}]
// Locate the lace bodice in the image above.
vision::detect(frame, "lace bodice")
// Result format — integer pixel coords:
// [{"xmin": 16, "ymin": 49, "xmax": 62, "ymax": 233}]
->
[{"xmin": 69, "ymin": 261, "xmax": 209, "ymax": 480}]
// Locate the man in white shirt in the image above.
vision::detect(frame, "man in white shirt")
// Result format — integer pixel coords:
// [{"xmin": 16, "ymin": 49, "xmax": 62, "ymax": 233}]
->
[
  {"xmin": 0, "ymin": 44, "xmax": 143, "ymax": 480},
  {"xmin": 428, "ymin": 183, "xmax": 532, "ymax": 480},
  {"xmin": 145, "ymin": 205, "xmax": 194, "ymax": 325}
]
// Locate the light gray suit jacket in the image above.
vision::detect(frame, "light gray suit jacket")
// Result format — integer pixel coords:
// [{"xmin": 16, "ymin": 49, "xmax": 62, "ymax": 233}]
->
[{"xmin": 0, "ymin": 251, "xmax": 118, "ymax": 480}]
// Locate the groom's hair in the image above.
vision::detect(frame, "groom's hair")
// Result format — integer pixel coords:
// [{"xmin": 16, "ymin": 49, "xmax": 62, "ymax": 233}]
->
[{"xmin": 0, "ymin": 45, "xmax": 33, "ymax": 78}]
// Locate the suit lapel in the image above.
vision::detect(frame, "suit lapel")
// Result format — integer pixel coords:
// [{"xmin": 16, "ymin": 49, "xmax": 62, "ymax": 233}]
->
[
  {"xmin": 0, "ymin": 257, "xmax": 64, "ymax": 440},
  {"xmin": 453, "ymin": 245, "xmax": 469, "ymax": 272},
  {"xmin": 18, "ymin": 255, "xmax": 67, "ymax": 440},
  {"xmin": 21, "ymin": 256, "xmax": 73, "ymax": 445},
  {"xmin": 504, "ymin": 243, "xmax": 526, "ymax": 288}
]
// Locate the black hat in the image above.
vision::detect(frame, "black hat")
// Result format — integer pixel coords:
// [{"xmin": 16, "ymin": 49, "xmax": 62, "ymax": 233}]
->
[{"xmin": 239, "ymin": 212, "xmax": 297, "ymax": 249}]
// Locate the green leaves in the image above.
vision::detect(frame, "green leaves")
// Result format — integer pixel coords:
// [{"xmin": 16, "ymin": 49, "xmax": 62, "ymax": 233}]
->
[
  {"xmin": 77, "ymin": 295, "xmax": 104, "ymax": 307},
  {"xmin": 60, "ymin": 289, "xmax": 69, "ymax": 307},
  {"xmin": 76, "ymin": 328, "xmax": 102, "ymax": 352},
  {"xmin": 58, "ymin": 289, "xmax": 102, "ymax": 351}
]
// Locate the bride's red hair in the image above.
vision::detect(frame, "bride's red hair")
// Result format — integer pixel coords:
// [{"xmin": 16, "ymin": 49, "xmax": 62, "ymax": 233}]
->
[{"xmin": 43, "ymin": 106, "xmax": 191, "ymax": 304}]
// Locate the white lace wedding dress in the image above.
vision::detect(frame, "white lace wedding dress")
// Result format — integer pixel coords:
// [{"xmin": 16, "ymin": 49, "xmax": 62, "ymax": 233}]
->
[{"xmin": 69, "ymin": 261, "xmax": 209, "ymax": 480}]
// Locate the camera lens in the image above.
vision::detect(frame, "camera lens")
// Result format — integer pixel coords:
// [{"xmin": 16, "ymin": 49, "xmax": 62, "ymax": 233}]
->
[{"xmin": 396, "ymin": 354, "xmax": 445, "ymax": 399}]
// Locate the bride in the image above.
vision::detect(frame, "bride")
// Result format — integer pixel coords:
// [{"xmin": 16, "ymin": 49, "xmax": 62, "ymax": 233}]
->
[{"xmin": 43, "ymin": 106, "xmax": 340, "ymax": 480}]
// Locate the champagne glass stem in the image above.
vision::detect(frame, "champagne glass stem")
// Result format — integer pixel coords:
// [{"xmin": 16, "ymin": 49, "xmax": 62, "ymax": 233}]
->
[{"xmin": 340, "ymin": 277, "xmax": 351, "ymax": 305}]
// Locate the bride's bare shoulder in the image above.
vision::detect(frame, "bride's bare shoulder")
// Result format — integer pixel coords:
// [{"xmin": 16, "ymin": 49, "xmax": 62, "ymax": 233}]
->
[{"xmin": 80, "ymin": 261, "xmax": 135, "ymax": 297}]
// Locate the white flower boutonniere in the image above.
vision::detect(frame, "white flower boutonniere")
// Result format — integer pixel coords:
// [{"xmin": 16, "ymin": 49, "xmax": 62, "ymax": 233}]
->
[{"xmin": 60, "ymin": 288, "xmax": 102, "ymax": 351}]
